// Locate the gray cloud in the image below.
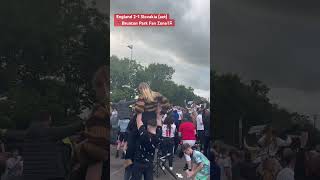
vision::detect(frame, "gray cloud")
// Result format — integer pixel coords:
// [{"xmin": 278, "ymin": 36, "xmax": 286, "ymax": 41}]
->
[
  {"xmin": 111, "ymin": 0, "xmax": 210, "ymax": 98},
  {"xmin": 111, "ymin": 0, "xmax": 210, "ymax": 67},
  {"xmin": 213, "ymin": 0, "xmax": 320, "ymax": 114}
]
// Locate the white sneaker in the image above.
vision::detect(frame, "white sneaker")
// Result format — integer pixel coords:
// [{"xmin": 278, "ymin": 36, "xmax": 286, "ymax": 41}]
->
[
  {"xmin": 162, "ymin": 166, "xmax": 165, "ymax": 170},
  {"xmin": 169, "ymin": 167, "xmax": 173, "ymax": 171}
]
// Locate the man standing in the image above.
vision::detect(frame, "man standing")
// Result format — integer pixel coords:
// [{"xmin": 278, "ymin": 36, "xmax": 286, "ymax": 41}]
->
[
  {"xmin": 130, "ymin": 107, "xmax": 163, "ymax": 180},
  {"xmin": 196, "ymin": 110, "xmax": 205, "ymax": 152},
  {"xmin": 112, "ymin": 99, "xmax": 135, "ymax": 145},
  {"xmin": 3, "ymin": 111, "xmax": 84, "ymax": 180}
]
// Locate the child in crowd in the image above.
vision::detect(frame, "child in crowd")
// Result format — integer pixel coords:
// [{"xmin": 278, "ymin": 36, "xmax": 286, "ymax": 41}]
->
[{"xmin": 182, "ymin": 143, "xmax": 210, "ymax": 180}]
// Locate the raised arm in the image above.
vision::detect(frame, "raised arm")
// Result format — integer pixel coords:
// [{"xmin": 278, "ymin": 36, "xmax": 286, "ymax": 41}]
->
[
  {"xmin": 136, "ymin": 113, "xmax": 143, "ymax": 129},
  {"xmin": 156, "ymin": 105, "xmax": 162, "ymax": 127},
  {"xmin": 276, "ymin": 136, "xmax": 292, "ymax": 147},
  {"xmin": 257, "ymin": 135, "xmax": 266, "ymax": 146},
  {"xmin": 49, "ymin": 117, "xmax": 84, "ymax": 140},
  {"xmin": 1, "ymin": 129, "xmax": 26, "ymax": 141},
  {"xmin": 125, "ymin": 100, "xmax": 136, "ymax": 107}
]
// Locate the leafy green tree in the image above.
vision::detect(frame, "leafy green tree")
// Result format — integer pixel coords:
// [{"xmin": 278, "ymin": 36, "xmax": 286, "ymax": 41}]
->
[{"xmin": 110, "ymin": 55, "xmax": 203, "ymax": 106}]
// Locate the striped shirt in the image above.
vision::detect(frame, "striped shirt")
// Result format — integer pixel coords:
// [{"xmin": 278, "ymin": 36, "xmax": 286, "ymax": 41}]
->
[{"xmin": 134, "ymin": 93, "xmax": 170, "ymax": 114}]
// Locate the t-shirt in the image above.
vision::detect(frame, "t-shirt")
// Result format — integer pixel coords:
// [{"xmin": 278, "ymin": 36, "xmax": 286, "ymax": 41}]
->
[
  {"xmin": 134, "ymin": 125, "xmax": 161, "ymax": 164},
  {"xmin": 173, "ymin": 112, "xmax": 180, "ymax": 125},
  {"xmin": 118, "ymin": 119, "xmax": 130, "ymax": 132},
  {"xmin": 179, "ymin": 122, "xmax": 196, "ymax": 140},
  {"xmin": 276, "ymin": 167, "xmax": 294, "ymax": 180},
  {"xmin": 217, "ymin": 156, "xmax": 232, "ymax": 180},
  {"xmin": 191, "ymin": 150, "xmax": 210, "ymax": 177},
  {"xmin": 162, "ymin": 124, "xmax": 176, "ymax": 138},
  {"xmin": 196, "ymin": 114, "xmax": 204, "ymax": 130}
]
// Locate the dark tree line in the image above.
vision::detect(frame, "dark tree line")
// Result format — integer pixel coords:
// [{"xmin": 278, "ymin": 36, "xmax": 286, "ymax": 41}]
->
[
  {"xmin": 0, "ymin": 0, "xmax": 109, "ymax": 129},
  {"xmin": 110, "ymin": 55, "xmax": 207, "ymax": 106},
  {"xmin": 212, "ymin": 71, "xmax": 320, "ymax": 147}
]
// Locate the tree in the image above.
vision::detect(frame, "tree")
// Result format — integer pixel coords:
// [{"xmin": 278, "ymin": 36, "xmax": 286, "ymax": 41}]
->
[
  {"xmin": 110, "ymin": 55, "xmax": 204, "ymax": 106},
  {"xmin": 213, "ymin": 71, "xmax": 320, "ymax": 146},
  {"xmin": 0, "ymin": 0, "xmax": 109, "ymax": 129}
]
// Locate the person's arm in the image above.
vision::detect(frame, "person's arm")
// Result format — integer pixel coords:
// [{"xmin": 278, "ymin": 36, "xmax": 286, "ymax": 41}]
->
[
  {"xmin": 257, "ymin": 135, "xmax": 266, "ymax": 146},
  {"xmin": 156, "ymin": 105, "xmax": 162, "ymax": 127},
  {"xmin": 187, "ymin": 163, "xmax": 204, "ymax": 178},
  {"xmin": 276, "ymin": 136, "xmax": 292, "ymax": 147},
  {"xmin": 136, "ymin": 113, "xmax": 150, "ymax": 143},
  {"xmin": 49, "ymin": 118, "xmax": 84, "ymax": 140},
  {"xmin": 2, "ymin": 130, "xmax": 26, "ymax": 141},
  {"xmin": 136, "ymin": 113, "xmax": 143, "ymax": 130},
  {"xmin": 125, "ymin": 100, "xmax": 136, "ymax": 107}
]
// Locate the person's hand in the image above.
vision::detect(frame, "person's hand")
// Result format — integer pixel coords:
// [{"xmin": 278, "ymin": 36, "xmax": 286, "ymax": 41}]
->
[{"xmin": 185, "ymin": 170, "xmax": 194, "ymax": 178}]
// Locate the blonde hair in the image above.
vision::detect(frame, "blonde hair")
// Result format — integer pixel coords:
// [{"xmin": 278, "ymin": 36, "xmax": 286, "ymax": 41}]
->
[{"xmin": 138, "ymin": 82, "xmax": 158, "ymax": 103}]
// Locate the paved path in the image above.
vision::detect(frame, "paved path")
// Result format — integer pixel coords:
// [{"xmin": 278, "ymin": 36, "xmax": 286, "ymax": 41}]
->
[{"xmin": 110, "ymin": 144, "xmax": 188, "ymax": 180}]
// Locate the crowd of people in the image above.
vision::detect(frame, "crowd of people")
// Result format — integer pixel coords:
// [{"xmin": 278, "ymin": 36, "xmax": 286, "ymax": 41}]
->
[
  {"xmin": 210, "ymin": 126, "xmax": 320, "ymax": 180},
  {"xmin": 2, "ymin": 77, "xmax": 320, "ymax": 180},
  {"xmin": 111, "ymin": 82, "xmax": 212, "ymax": 180}
]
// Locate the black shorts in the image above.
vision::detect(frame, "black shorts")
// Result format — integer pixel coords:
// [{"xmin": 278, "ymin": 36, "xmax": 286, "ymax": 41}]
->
[{"xmin": 118, "ymin": 132, "xmax": 128, "ymax": 142}]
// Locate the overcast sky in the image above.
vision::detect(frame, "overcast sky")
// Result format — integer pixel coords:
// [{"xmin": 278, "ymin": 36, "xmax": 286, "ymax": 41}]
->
[
  {"xmin": 213, "ymin": 0, "xmax": 320, "ymax": 125},
  {"xmin": 110, "ymin": 0, "xmax": 210, "ymax": 99}
]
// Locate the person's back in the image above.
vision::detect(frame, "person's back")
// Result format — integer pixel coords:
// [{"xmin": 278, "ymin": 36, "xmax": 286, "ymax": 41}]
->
[
  {"xmin": 179, "ymin": 121, "xmax": 196, "ymax": 141},
  {"xmin": 191, "ymin": 150, "xmax": 210, "ymax": 178},
  {"xmin": 21, "ymin": 112, "xmax": 83, "ymax": 180},
  {"xmin": 172, "ymin": 111, "xmax": 179, "ymax": 127},
  {"xmin": 22, "ymin": 124, "xmax": 66, "ymax": 180},
  {"xmin": 114, "ymin": 100, "xmax": 135, "ymax": 120},
  {"xmin": 118, "ymin": 119, "xmax": 130, "ymax": 133}
]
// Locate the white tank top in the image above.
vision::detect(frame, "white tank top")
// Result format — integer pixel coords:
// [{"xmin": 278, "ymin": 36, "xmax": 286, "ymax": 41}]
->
[{"xmin": 162, "ymin": 124, "xmax": 176, "ymax": 138}]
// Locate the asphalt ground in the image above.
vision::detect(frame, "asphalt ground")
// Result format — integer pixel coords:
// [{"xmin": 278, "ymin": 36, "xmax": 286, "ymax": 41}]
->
[{"xmin": 110, "ymin": 144, "xmax": 189, "ymax": 180}]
